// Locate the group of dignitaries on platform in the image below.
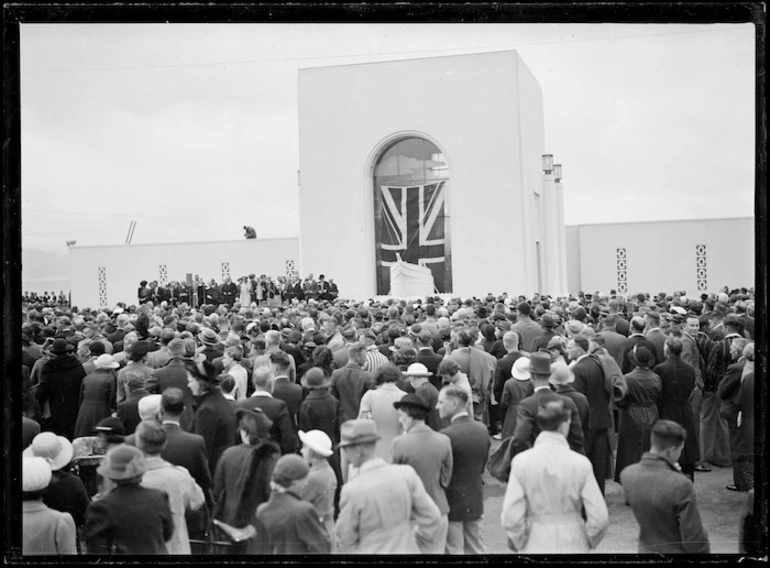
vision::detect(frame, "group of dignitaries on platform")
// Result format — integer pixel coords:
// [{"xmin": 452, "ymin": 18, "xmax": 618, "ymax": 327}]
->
[
  {"xmin": 19, "ymin": 285, "xmax": 758, "ymax": 555},
  {"xmin": 136, "ymin": 272, "xmax": 339, "ymax": 309}
]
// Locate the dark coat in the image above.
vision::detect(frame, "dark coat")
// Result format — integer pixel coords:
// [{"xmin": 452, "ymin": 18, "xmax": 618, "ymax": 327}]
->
[
  {"xmin": 617, "ymin": 335, "xmax": 660, "ymax": 375},
  {"xmin": 530, "ymin": 330, "xmax": 557, "ymax": 353},
  {"xmin": 415, "ymin": 381, "xmax": 441, "ymax": 431},
  {"xmin": 415, "ymin": 348, "xmax": 444, "ymax": 390},
  {"xmin": 35, "ymin": 354, "xmax": 87, "ymax": 440},
  {"xmin": 615, "ymin": 368, "xmax": 662, "ymax": 480},
  {"xmin": 717, "ymin": 359, "xmax": 746, "ymax": 426},
  {"xmin": 513, "ymin": 388, "xmax": 585, "ymax": 455},
  {"xmin": 645, "ymin": 329, "xmax": 667, "ymax": 365},
  {"xmin": 191, "ymin": 389, "xmax": 237, "ymax": 475},
  {"xmin": 554, "ymin": 384, "xmax": 591, "ymax": 438},
  {"xmin": 235, "ymin": 395, "xmax": 297, "ymax": 455},
  {"xmin": 499, "ymin": 378, "xmax": 534, "ymax": 439},
  {"xmin": 272, "ymin": 377, "xmax": 303, "ymax": 426},
  {"xmin": 440, "ymin": 415, "xmax": 491, "ymax": 522},
  {"xmin": 44, "ymin": 469, "xmax": 91, "ymax": 528},
  {"xmin": 572, "ymin": 356, "xmax": 612, "ymax": 430},
  {"xmin": 145, "ymin": 358, "xmax": 196, "ymax": 431},
  {"xmin": 161, "ymin": 422, "xmax": 212, "ymax": 498},
  {"xmin": 493, "ymin": 351, "xmax": 523, "ymax": 404},
  {"xmin": 734, "ymin": 371, "xmax": 754, "ymax": 458},
  {"xmin": 74, "ymin": 369, "xmax": 117, "ymax": 439},
  {"xmin": 116, "ymin": 389, "xmax": 149, "ymax": 435},
  {"xmin": 620, "ymin": 453, "xmax": 710, "ymax": 553},
  {"xmin": 85, "ymin": 483, "xmax": 173, "ymax": 554},
  {"xmin": 256, "ymin": 491, "xmax": 332, "ymax": 554},
  {"xmin": 654, "ymin": 356, "xmax": 700, "ymax": 466},
  {"xmin": 22, "ymin": 416, "xmax": 41, "ymax": 449},
  {"xmin": 298, "ymin": 389, "xmax": 341, "ymax": 444},
  {"xmin": 597, "ymin": 329, "xmax": 626, "ymax": 361},
  {"xmin": 213, "ymin": 441, "xmax": 280, "ymax": 528},
  {"xmin": 330, "ymin": 363, "xmax": 375, "ymax": 423}
]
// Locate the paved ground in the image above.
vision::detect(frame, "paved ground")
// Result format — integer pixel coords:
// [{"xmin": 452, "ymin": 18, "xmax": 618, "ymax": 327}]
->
[{"xmin": 479, "ymin": 438, "xmax": 747, "ymax": 554}]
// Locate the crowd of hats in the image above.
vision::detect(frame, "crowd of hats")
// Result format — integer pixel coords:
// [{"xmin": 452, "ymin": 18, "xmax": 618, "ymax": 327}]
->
[{"xmin": 21, "ymin": 284, "xmax": 755, "ymax": 365}]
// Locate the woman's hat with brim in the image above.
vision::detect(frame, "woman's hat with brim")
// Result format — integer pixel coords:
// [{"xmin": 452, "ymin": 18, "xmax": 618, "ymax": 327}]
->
[
  {"xmin": 186, "ymin": 359, "xmax": 222, "ymax": 385},
  {"xmin": 301, "ymin": 367, "xmax": 331, "ymax": 389},
  {"xmin": 336, "ymin": 419, "xmax": 381, "ymax": 449},
  {"xmin": 402, "ymin": 362, "xmax": 431, "ymax": 377},
  {"xmin": 393, "ymin": 393, "xmax": 431, "ymax": 412},
  {"xmin": 94, "ymin": 354, "xmax": 119, "ymax": 370},
  {"xmin": 298, "ymin": 429, "xmax": 333, "ymax": 457},
  {"xmin": 23, "ymin": 456, "xmax": 52, "ymax": 492},
  {"xmin": 93, "ymin": 416, "xmax": 126, "ymax": 436},
  {"xmin": 48, "ymin": 338, "xmax": 74, "ymax": 356},
  {"xmin": 23, "ymin": 432, "xmax": 74, "ymax": 471},
  {"xmin": 197, "ymin": 327, "xmax": 220, "ymax": 346},
  {"xmin": 235, "ymin": 403, "xmax": 274, "ymax": 433},
  {"xmin": 97, "ymin": 444, "xmax": 147, "ymax": 480},
  {"xmin": 511, "ymin": 357, "xmax": 531, "ymax": 381}
]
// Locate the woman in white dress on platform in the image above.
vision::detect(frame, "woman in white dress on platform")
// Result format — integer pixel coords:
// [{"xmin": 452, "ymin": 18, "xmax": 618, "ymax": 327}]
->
[{"xmin": 239, "ymin": 276, "xmax": 252, "ymax": 308}]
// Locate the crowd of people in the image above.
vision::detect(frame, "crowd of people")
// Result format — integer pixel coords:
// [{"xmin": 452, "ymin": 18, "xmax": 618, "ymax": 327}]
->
[
  {"xmin": 135, "ymin": 272, "xmax": 339, "ymax": 308},
  {"xmin": 22, "ymin": 290, "xmax": 69, "ymax": 306},
  {"xmin": 18, "ymin": 283, "xmax": 762, "ymax": 555}
]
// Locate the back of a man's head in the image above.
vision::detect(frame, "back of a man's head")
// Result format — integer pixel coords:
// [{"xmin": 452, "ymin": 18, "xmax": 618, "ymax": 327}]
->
[
  {"xmin": 650, "ymin": 419, "xmax": 687, "ymax": 451},
  {"xmin": 517, "ymin": 302, "xmax": 531, "ymax": 317},
  {"xmin": 252, "ymin": 364, "xmax": 273, "ymax": 391},
  {"xmin": 124, "ymin": 368, "xmax": 146, "ymax": 393},
  {"xmin": 602, "ymin": 315, "xmax": 618, "ymax": 330},
  {"xmin": 502, "ymin": 330, "xmax": 519, "ymax": 351},
  {"xmin": 347, "ymin": 341, "xmax": 365, "ymax": 364},
  {"xmin": 535, "ymin": 400, "xmax": 571, "ymax": 432},
  {"xmin": 136, "ymin": 419, "xmax": 167, "ymax": 456},
  {"xmin": 441, "ymin": 385, "xmax": 469, "ymax": 408},
  {"xmin": 269, "ymin": 350, "xmax": 292, "ymax": 374},
  {"xmin": 161, "ymin": 387, "xmax": 186, "ymax": 416},
  {"xmin": 265, "ymin": 329, "xmax": 282, "ymax": 349}
]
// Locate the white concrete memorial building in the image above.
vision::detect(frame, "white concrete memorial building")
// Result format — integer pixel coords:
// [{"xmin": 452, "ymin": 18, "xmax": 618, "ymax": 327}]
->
[{"xmin": 62, "ymin": 51, "xmax": 754, "ymax": 308}]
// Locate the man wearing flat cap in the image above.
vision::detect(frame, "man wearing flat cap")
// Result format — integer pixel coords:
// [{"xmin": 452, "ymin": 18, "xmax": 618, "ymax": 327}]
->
[
  {"xmin": 335, "ymin": 419, "xmax": 442, "ymax": 553},
  {"xmin": 390, "ymin": 395, "xmax": 453, "ymax": 553}
]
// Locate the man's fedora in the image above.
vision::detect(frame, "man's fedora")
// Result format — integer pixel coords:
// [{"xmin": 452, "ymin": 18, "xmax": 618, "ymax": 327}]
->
[
  {"xmin": 393, "ymin": 393, "xmax": 431, "ymax": 412},
  {"xmin": 528, "ymin": 352, "xmax": 552, "ymax": 376},
  {"xmin": 336, "ymin": 419, "xmax": 381, "ymax": 449},
  {"xmin": 48, "ymin": 338, "xmax": 74, "ymax": 356},
  {"xmin": 96, "ymin": 444, "xmax": 147, "ymax": 481}
]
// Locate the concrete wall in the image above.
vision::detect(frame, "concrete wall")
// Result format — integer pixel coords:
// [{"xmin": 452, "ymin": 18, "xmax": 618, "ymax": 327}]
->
[
  {"xmin": 298, "ymin": 50, "xmax": 549, "ymax": 299},
  {"xmin": 68, "ymin": 238, "xmax": 299, "ymax": 309},
  {"xmin": 566, "ymin": 217, "xmax": 755, "ymax": 295}
]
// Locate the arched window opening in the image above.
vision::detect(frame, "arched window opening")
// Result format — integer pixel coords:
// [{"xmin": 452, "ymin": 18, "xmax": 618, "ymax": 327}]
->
[{"xmin": 373, "ymin": 137, "xmax": 452, "ymax": 295}]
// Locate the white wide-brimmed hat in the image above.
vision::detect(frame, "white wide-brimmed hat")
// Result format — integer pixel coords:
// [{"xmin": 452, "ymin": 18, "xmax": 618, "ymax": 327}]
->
[{"xmin": 298, "ymin": 429, "xmax": 333, "ymax": 457}]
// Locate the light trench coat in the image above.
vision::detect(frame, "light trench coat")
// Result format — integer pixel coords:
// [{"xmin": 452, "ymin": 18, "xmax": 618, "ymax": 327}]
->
[
  {"xmin": 141, "ymin": 456, "xmax": 205, "ymax": 554},
  {"xmin": 335, "ymin": 458, "xmax": 442, "ymax": 553},
  {"xmin": 501, "ymin": 431, "xmax": 609, "ymax": 553}
]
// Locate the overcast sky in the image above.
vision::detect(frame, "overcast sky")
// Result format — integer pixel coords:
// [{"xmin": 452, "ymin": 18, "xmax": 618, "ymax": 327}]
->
[{"xmin": 20, "ymin": 23, "xmax": 755, "ymax": 254}]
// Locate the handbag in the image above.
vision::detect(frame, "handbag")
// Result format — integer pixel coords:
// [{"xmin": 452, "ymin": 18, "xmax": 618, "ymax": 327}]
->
[
  {"xmin": 189, "ymin": 495, "xmax": 258, "ymax": 555},
  {"xmin": 487, "ymin": 435, "xmax": 516, "ymax": 483}
]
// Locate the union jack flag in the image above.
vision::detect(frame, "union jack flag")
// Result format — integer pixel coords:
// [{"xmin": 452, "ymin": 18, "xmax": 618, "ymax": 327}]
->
[{"xmin": 376, "ymin": 180, "xmax": 450, "ymax": 293}]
